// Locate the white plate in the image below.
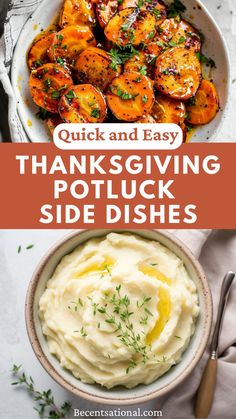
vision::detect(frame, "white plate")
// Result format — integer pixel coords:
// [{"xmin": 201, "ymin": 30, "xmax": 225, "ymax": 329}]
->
[{"xmin": 11, "ymin": 0, "xmax": 230, "ymax": 143}]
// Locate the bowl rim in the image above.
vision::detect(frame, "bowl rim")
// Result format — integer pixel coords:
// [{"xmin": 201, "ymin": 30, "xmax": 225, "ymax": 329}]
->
[{"xmin": 25, "ymin": 229, "xmax": 213, "ymax": 405}]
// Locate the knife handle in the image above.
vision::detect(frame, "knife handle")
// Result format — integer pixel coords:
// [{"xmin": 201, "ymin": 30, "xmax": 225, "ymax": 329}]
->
[{"xmin": 195, "ymin": 357, "xmax": 217, "ymax": 418}]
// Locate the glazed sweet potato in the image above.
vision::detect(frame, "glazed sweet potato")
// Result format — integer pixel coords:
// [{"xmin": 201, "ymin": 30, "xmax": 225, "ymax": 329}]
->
[
  {"xmin": 151, "ymin": 95, "xmax": 186, "ymax": 124},
  {"xmin": 156, "ymin": 17, "xmax": 179, "ymax": 44},
  {"xmin": 28, "ymin": 33, "xmax": 54, "ymax": 70},
  {"xmin": 27, "ymin": 0, "xmax": 220, "ymax": 133},
  {"xmin": 155, "ymin": 47, "xmax": 201, "ymax": 100},
  {"xmin": 29, "ymin": 63, "xmax": 73, "ymax": 113},
  {"xmin": 104, "ymin": 8, "xmax": 156, "ymax": 47},
  {"xmin": 96, "ymin": 0, "xmax": 118, "ymax": 29},
  {"xmin": 59, "ymin": 84, "xmax": 107, "ymax": 122},
  {"xmin": 75, "ymin": 47, "xmax": 121, "ymax": 90},
  {"xmin": 106, "ymin": 71, "xmax": 154, "ymax": 121},
  {"xmin": 145, "ymin": 42, "xmax": 164, "ymax": 57},
  {"xmin": 124, "ymin": 51, "xmax": 147, "ymax": 73},
  {"xmin": 48, "ymin": 25, "xmax": 96, "ymax": 65},
  {"xmin": 59, "ymin": 0, "xmax": 96, "ymax": 27},
  {"xmin": 170, "ymin": 20, "xmax": 201, "ymax": 52},
  {"xmin": 186, "ymin": 80, "xmax": 219, "ymax": 125},
  {"xmin": 119, "ymin": 0, "xmax": 167, "ymax": 24}
]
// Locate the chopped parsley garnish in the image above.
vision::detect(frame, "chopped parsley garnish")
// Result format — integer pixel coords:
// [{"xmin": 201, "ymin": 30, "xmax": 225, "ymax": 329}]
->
[
  {"xmin": 162, "ymin": 69, "xmax": 171, "ymax": 75},
  {"xmin": 36, "ymin": 107, "xmax": 52, "ymax": 120},
  {"xmin": 178, "ymin": 35, "xmax": 186, "ymax": 44},
  {"xmin": 152, "ymin": 9, "xmax": 161, "ymax": 19},
  {"xmin": 35, "ymin": 59, "xmax": 43, "ymax": 67},
  {"xmin": 108, "ymin": 46, "xmax": 139, "ymax": 70},
  {"xmin": 139, "ymin": 65, "xmax": 147, "ymax": 75},
  {"xmin": 111, "ymin": 85, "xmax": 139, "ymax": 100},
  {"xmin": 51, "ymin": 90, "xmax": 60, "ymax": 100},
  {"xmin": 65, "ymin": 90, "xmax": 76, "ymax": 100},
  {"xmin": 167, "ymin": 0, "xmax": 186, "ymax": 18},
  {"xmin": 43, "ymin": 78, "xmax": 51, "ymax": 90},
  {"xmin": 91, "ymin": 108, "xmax": 100, "ymax": 118},
  {"xmin": 137, "ymin": 0, "xmax": 143, "ymax": 8},
  {"xmin": 142, "ymin": 94, "xmax": 148, "ymax": 103},
  {"xmin": 148, "ymin": 30, "xmax": 155, "ymax": 39},
  {"xmin": 195, "ymin": 52, "xmax": 216, "ymax": 68},
  {"xmin": 157, "ymin": 41, "xmax": 166, "ymax": 47},
  {"xmin": 57, "ymin": 34, "xmax": 64, "ymax": 42},
  {"xmin": 56, "ymin": 57, "xmax": 64, "ymax": 66}
]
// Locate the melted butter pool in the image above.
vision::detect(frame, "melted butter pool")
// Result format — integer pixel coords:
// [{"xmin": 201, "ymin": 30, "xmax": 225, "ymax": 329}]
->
[{"xmin": 139, "ymin": 264, "xmax": 171, "ymax": 343}]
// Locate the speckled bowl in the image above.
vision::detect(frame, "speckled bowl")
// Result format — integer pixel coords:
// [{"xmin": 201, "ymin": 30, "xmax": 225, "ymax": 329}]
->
[{"xmin": 25, "ymin": 229, "xmax": 212, "ymax": 405}]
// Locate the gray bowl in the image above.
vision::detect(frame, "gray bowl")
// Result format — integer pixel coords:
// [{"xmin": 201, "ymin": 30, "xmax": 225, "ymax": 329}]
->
[{"xmin": 25, "ymin": 229, "xmax": 212, "ymax": 405}]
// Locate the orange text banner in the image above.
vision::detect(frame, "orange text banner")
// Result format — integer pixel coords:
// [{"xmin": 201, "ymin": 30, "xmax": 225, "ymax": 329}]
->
[{"xmin": 0, "ymin": 143, "xmax": 235, "ymax": 229}]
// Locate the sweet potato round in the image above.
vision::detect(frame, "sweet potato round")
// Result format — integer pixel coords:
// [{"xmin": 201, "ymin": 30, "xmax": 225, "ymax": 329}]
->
[
  {"xmin": 59, "ymin": 84, "xmax": 107, "ymax": 122},
  {"xmin": 75, "ymin": 47, "xmax": 121, "ymax": 90},
  {"xmin": 106, "ymin": 71, "xmax": 154, "ymax": 121},
  {"xmin": 59, "ymin": 0, "xmax": 96, "ymax": 27},
  {"xmin": 28, "ymin": 33, "xmax": 55, "ymax": 70},
  {"xmin": 104, "ymin": 8, "xmax": 156, "ymax": 47},
  {"xmin": 96, "ymin": 0, "xmax": 118, "ymax": 29},
  {"xmin": 119, "ymin": 0, "xmax": 167, "ymax": 24},
  {"xmin": 186, "ymin": 80, "xmax": 219, "ymax": 125},
  {"xmin": 124, "ymin": 51, "xmax": 147, "ymax": 73},
  {"xmin": 170, "ymin": 20, "xmax": 201, "ymax": 52},
  {"xmin": 48, "ymin": 25, "xmax": 96, "ymax": 65},
  {"xmin": 154, "ymin": 46, "xmax": 201, "ymax": 100},
  {"xmin": 29, "ymin": 63, "xmax": 73, "ymax": 113},
  {"xmin": 152, "ymin": 95, "xmax": 186, "ymax": 124}
]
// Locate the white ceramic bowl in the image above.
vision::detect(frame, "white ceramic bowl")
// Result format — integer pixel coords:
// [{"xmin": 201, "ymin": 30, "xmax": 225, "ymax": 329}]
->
[
  {"xmin": 25, "ymin": 229, "xmax": 212, "ymax": 405},
  {"xmin": 11, "ymin": 0, "xmax": 230, "ymax": 143}
]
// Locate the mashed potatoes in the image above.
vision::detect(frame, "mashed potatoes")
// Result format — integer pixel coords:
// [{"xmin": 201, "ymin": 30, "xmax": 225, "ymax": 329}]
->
[{"xmin": 39, "ymin": 233, "xmax": 199, "ymax": 389}]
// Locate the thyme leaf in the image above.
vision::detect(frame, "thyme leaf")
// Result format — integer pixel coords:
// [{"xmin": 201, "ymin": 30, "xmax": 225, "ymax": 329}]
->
[{"xmin": 11, "ymin": 364, "xmax": 71, "ymax": 418}]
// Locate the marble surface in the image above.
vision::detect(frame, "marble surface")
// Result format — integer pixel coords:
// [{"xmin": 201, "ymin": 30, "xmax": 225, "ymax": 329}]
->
[
  {"xmin": 1, "ymin": 229, "xmax": 236, "ymax": 419},
  {"xmin": 204, "ymin": 0, "xmax": 236, "ymax": 142}
]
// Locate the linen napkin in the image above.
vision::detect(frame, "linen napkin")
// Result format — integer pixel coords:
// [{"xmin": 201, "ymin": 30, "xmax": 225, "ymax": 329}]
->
[
  {"xmin": 0, "ymin": 0, "xmax": 41, "ymax": 142},
  {"xmin": 144, "ymin": 229, "xmax": 236, "ymax": 419}
]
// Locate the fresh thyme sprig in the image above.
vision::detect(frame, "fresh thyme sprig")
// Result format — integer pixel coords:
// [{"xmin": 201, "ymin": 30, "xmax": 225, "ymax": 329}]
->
[
  {"xmin": 93, "ymin": 285, "xmax": 154, "ymax": 373},
  {"xmin": 11, "ymin": 364, "xmax": 71, "ymax": 418}
]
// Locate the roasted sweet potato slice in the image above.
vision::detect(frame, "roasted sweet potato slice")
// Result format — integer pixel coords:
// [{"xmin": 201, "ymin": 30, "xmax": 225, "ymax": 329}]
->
[
  {"xmin": 104, "ymin": 8, "xmax": 156, "ymax": 47},
  {"xmin": 156, "ymin": 17, "xmax": 179, "ymax": 44},
  {"xmin": 59, "ymin": 85, "xmax": 107, "ymax": 122},
  {"xmin": 170, "ymin": 20, "xmax": 201, "ymax": 52},
  {"xmin": 124, "ymin": 51, "xmax": 147, "ymax": 73},
  {"xmin": 155, "ymin": 47, "xmax": 201, "ymax": 100},
  {"xmin": 119, "ymin": 0, "xmax": 167, "ymax": 23},
  {"xmin": 75, "ymin": 47, "xmax": 121, "ymax": 90},
  {"xmin": 106, "ymin": 71, "xmax": 154, "ymax": 121},
  {"xmin": 186, "ymin": 80, "xmax": 219, "ymax": 125},
  {"xmin": 96, "ymin": 0, "xmax": 118, "ymax": 29},
  {"xmin": 59, "ymin": 0, "xmax": 96, "ymax": 27},
  {"xmin": 151, "ymin": 94, "xmax": 186, "ymax": 124},
  {"xmin": 28, "ymin": 33, "xmax": 54, "ymax": 70},
  {"xmin": 48, "ymin": 26, "xmax": 96, "ymax": 66},
  {"xmin": 29, "ymin": 64, "xmax": 73, "ymax": 113}
]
